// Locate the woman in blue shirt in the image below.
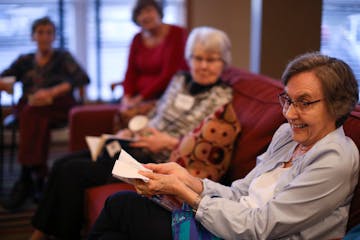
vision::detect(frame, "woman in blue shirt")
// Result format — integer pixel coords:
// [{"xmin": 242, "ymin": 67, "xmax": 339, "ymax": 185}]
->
[{"xmin": 89, "ymin": 52, "xmax": 359, "ymax": 240}]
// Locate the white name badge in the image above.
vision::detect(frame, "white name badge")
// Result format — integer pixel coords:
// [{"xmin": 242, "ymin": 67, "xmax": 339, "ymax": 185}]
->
[
  {"xmin": 106, "ymin": 141, "xmax": 122, "ymax": 158},
  {"xmin": 174, "ymin": 93, "xmax": 195, "ymax": 111}
]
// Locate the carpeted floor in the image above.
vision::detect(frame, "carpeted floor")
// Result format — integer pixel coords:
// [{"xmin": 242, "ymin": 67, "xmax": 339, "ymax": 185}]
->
[{"xmin": 0, "ymin": 129, "xmax": 69, "ymax": 240}]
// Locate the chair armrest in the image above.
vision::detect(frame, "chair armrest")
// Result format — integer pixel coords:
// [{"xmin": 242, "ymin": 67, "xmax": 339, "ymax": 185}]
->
[
  {"xmin": 84, "ymin": 183, "xmax": 135, "ymax": 234},
  {"xmin": 110, "ymin": 81, "xmax": 123, "ymax": 91},
  {"xmin": 68, "ymin": 104, "xmax": 119, "ymax": 152}
]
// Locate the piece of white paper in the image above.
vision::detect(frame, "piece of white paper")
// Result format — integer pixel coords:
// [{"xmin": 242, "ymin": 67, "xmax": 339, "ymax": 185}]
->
[
  {"xmin": 112, "ymin": 149, "xmax": 152, "ymax": 182},
  {"xmin": 85, "ymin": 134, "xmax": 134, "ymax": 161},
  {"xmin": 85, "ymin": 136, "xmax": 102, "ymax": 161},
  {"xmin": 112, "ymin": 149, "xmax": 182, "ymax": 211},
  {"xmin": 105, "ymin": 140, "xmax": 122, "ymax": 158}
]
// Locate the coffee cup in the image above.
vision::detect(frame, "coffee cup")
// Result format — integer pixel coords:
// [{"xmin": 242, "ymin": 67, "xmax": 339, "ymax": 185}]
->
[
  {"xmin": 1, "ymin": 76, "xmax": 15, "ymax": 94},
  {"xmin": 128, "ymin": 115, "xmax": 149, "ymax": 133}
]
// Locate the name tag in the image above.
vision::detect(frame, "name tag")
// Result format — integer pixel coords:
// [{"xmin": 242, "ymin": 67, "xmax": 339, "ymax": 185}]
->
[
  {"xmin": 106, "ymin": 141, "xmax": 122, "ymax": 158},
  {"xmin": 174, "ymin": 93, "xmax": 194, "ymax": 111}
]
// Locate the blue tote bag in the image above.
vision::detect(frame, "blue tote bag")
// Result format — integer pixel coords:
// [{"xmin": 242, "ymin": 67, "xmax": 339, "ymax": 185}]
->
[{"xmin": 171, "ymin": 203, "xmax": 222, "ymax": 240}]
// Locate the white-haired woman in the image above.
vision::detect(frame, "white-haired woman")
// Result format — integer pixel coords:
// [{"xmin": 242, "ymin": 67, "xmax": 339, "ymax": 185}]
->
[{"xmin": 30, "ymin": 26, "xmax": 233, "ymax": 240}]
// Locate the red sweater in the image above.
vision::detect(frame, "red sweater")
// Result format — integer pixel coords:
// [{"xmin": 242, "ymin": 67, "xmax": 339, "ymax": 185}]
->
[{"xmin": 122, "ymin": 24, "xmax": 188, "ymax": 100}]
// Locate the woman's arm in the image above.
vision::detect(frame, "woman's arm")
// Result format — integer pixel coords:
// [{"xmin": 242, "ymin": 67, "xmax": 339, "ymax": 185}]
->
[
  {"xmin": 61, "ymin": 51, "xmax": 90, "ymax": 87},
  {"xmin": 137, "ymin": 162, "xmax": 204, "ymax": 201},
  {"xmin": 49, "ymin": 82, "xmax": 72, "ymax": 97},
  {"xmin": 29, "ymin": 82, "xmax": 71, "ymax": 106},
  {"xmin": 130, "ymin": 127, "xmax": 179, "ymax": 153},
  {"xmin": 195, "ymin": 142, "xmax": 358, "ymax": 239}
]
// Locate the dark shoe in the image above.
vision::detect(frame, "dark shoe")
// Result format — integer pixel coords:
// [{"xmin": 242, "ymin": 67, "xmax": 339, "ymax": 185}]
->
[
  {"xmin": 33, "ymin": 177, "xmax": 45, "ymax": 204},
  {"xmin": 2, "ymin": 179, "xmax": 33, "ymax": 210},
  {"xmin": 3, "ymin": 113, "xmax": 18, "ymax": 128}
]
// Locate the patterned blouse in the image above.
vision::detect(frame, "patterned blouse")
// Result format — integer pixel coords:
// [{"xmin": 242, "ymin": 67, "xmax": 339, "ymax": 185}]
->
[
  {"xmin": 147, "ymin": 71, "xmax": 233, "ymax": 162},
  {"xmin": 1, "ymin": 49, "xmax": 90, "ymax": 99}
]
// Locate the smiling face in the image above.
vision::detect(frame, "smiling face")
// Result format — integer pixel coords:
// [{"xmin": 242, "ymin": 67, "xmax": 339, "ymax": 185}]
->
[
  {"xmin": 283, "ymin": 71, "xmax": 337, "ymax": 147},
  {"xmin": 189, "ymin": 44, "xmax": 224, "ymax": 86},
  {"xmin": 32, "ymin": 24, "xmax": 55, "ymax": 53}
]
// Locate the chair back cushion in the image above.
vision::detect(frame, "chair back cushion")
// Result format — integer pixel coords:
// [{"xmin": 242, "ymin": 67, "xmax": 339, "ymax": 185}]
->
[
  {"xmin": 344, "ymin": 105, "xmax": 360, "ymax": 231},
  {"xmin": 220, "ymin": 67, "xmax": 286, "ymax": 184}
]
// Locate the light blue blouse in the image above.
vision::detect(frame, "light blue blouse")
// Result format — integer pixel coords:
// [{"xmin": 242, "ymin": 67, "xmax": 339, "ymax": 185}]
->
[{"xmin": 196, "ymin": 123, "xmax": 359, "ymax": 240}]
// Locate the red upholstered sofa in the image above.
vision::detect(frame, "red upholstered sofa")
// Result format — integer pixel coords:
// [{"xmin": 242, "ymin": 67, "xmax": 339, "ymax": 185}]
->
[{"xmin": 69, "ymin": 67, "xmax": 360, "ymax": 234}]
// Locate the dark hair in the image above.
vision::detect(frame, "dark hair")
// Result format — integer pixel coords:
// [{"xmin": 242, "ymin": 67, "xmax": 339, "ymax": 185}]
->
[
  {"xmin": 31, "ymin": 16, "xmax": 56, "ymax": 35},
  {"xmin": 282, "ymin": 52, "xmax": 359, "ymax": 127},
  {"xmin": 131, "ymin": 0, "xmax": 163, "ymax": 25}
]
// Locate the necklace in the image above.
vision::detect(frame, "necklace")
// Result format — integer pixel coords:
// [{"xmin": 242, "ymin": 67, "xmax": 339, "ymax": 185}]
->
[
  {"xmin": 298, "ymin": 144, "xmax": 312, "ymax": 153},
  {"xmin": 284, "ymin": 144, "xmax": 312, "ymax": 168}
]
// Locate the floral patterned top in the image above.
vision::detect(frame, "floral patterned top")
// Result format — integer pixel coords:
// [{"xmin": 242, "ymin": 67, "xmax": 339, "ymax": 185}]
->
[{"xmin": 1, "ymin": 49, "xmax": 90, "ymax": 99}]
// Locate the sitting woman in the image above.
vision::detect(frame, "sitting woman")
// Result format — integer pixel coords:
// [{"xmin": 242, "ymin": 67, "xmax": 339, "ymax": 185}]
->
[
  {"xmin": 29, "ymin": 26, "xmax": 233, "ymax": 240},
  {"xmin": 0, "ymin": 16, "xmax": 90, "ymax": 210},
  {"xmin": 113, "ymin": 0, "xmax": 188, "ymax": 109},
  {"xmin": 88, "ymin": 52, "xmax": 359, "ymax": 240}
]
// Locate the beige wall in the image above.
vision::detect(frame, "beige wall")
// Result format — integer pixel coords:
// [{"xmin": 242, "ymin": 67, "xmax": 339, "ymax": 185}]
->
[
  {"xmin": 187, "ymin": 0, "xmax": 322, "ymax": 79},
  {"xmin": 187, "ymin": 0, "xmax": 251, "ymax": 69},
  {"xmin": 261, "ymin": 0, "xmax": 322, "ymax": 79}
]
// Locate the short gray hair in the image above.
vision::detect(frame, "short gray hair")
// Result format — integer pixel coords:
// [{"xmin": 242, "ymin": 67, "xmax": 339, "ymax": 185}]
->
[
  {"xmin": 282, "ymin": 52, "xmax": 359, "ymax": 127},
  {"xmin": 185, "ymin": 26, "xmax": 232, "ymax": 67}
]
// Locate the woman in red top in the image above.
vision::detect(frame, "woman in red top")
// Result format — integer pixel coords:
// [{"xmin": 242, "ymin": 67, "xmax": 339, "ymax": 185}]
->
[{"xmin": 119, "ymin": 0, "xmax": 188, "ymax": 109}]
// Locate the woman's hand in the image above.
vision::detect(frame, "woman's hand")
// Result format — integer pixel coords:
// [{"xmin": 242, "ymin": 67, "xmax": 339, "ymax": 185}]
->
[
  {"xmin": 134, "ymin": 170, "xmax": 182, "ymax": 196},
  {"xmin": 135, "ymin": 162, "xmax": 204, "ymax": 207},
  {"xmin": 28, "ymin": 82, "xmax": 71, "ymax": 106},
  {"xmin": 28, "ymin": 89, "xmax": 53, "ymax": 106},
  {"xmin": 122, "ymin": 95, "xmax": 143, "ymax": 109},
  {"xmin": 143, "ymin": 162, "xmax": 190, "ymax": 183},
  {"xmin": 115, "ymin": 128, "xmax": 133, "ymax": 139},
  {"xmin": 130, "ymin": 128, "xmax": 179, "ymax": 153},
  {"xmin": 138, "ymin": 162, "xmax": 204, "ymax": 195}
]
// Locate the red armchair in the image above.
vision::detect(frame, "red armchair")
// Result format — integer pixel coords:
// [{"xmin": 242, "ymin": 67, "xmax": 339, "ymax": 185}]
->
[{"xmin": 68, "ymin": 67, "xmax": 360, "ymax": 234}]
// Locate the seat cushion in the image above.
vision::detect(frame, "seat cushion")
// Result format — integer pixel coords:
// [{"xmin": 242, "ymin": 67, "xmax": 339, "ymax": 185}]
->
[{"xmin": 84, "ymin": 182, "xmax": 135, "ymax": 232}]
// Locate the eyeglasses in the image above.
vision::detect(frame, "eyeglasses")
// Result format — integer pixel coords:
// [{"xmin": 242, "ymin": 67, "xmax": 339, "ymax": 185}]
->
[
  {"xmin": 190, "ymin": 55, "xmax": 223, "ymax": 65},
  {"xmin": 278, "ymin": 92, "xmax": 322, "ymax": 112}
]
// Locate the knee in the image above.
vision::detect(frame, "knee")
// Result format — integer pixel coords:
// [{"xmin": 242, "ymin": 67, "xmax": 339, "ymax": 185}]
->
[
  {"xmin": 104, "ymin": 191, "xmax": 139, "ymax": 210},
  {"xmin": 51, "ymin": 156, "xmax": 83, "ymax": 179},
  {"xmin": 52, "ymin": 157, "xmax": 72, "ymax": 172},
  {"xmin": 19, "ymin": 105, "xmax": 41, "ymax": 118}
]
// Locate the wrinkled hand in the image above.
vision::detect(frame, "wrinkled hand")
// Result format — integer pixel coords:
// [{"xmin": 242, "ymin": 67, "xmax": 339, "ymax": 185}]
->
[
  {"xmin": 121, "ymin": 95, "xmax": 143, "ymax": 109},
  {"xmin": 28, "ymin": 89, "xmax": 53, "ymax": 106},
  {"xmin": 134, "ymin": 168, "xmax": 182, "ymax": 196},
  {"xmin": 115, "ymin": 128, "xmax": 134, "ymax": 139},
  {"xmin": 145, "ymin": 162, "xmax": 191, "ymax": 182},
  {"xmin": 130, "ymin": 128, "xmax": 177, "ymax": 153},
  {"xmin": 135, "ymin": 162, "xmax": 202, "ymax": 204},
  {"xmin": 135, "ymin": 162, "xmax": 193, "ymax": 196}
]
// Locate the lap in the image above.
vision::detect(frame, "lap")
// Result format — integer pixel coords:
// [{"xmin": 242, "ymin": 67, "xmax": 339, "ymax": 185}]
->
[
  {"xmin": 89, "ymin": 191, "xmax": 172, "ymax": 239},
  {"xmin": 51, "ymin": 150, "xmax": 114, "ymax": 186}
]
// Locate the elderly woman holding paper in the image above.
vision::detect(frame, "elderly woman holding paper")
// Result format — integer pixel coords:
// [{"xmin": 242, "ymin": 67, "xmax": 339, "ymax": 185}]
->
[
  {"xmin": 89, "ymin": 52, "xmax": 359, "ymax": 240},
  {"xmin": 29, "ymin": 26, "xmax": 234, "ymax": 240}
]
